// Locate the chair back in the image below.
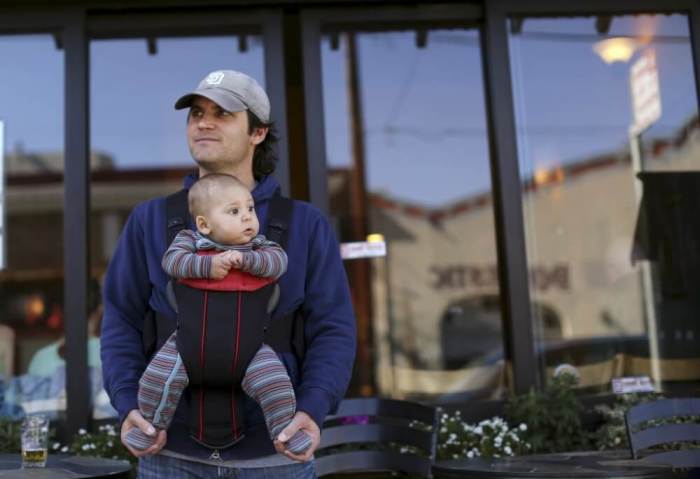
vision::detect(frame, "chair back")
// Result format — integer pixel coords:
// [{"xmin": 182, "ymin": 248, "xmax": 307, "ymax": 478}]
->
[
  {"xmin": 625, "ymin": 397, "xmax": 700, "ymax": 467},
  {"xmin": 315, "ymin": 397, "xmax": 438, "ymax": 477}
]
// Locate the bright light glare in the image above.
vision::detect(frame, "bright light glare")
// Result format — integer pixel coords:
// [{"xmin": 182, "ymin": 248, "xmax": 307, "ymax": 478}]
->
[{"xmin": 593, "ymin": 37, "xmax": 637, "ymax": 64}]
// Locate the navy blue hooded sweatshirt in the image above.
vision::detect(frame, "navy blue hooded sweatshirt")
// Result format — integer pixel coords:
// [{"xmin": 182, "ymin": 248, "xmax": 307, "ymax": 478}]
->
[{"xmin": 100, "ymin": 173, "xmax": 356, "ymax": 460}]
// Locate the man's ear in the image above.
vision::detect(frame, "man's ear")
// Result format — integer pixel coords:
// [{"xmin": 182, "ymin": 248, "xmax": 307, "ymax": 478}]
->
[
  {"xmin": 250, "ymin": 126, "xmax": 269, "ymax": 146},
  {"xmin": 195, "ymin": 215, "xmax": 211, "ymax": 235}
]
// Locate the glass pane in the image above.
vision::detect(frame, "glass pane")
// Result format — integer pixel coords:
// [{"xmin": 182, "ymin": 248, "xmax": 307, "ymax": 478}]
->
[
  {"xmin": 90, "ymin": 34, "xmax": 265, "ymax": 418},
  {"xmin": 322, "ymin": 27, "xmax": 503, "ymax": 401},
  {"xmin": 509, "ymin": 13, "xmax": 700, "ymax": 392},
  {"xmin": 0, "ymin": 34, "xmax": 66, "ymax": 419}
]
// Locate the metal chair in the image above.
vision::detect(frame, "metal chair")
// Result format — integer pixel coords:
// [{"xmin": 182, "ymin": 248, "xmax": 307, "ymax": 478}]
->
[
  {"xmin": 625, "ymin": 397, "xmax": 700, "ymax": 467},
  {"xmin": 315, "ymin": 397, "xmax": 439, "ymax": 477}
]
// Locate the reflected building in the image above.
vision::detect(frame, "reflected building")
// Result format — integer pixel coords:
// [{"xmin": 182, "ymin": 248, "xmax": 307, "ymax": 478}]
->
[{"xmin": 330, "ymin": 114, "xmax": 700, "ymax": 401}]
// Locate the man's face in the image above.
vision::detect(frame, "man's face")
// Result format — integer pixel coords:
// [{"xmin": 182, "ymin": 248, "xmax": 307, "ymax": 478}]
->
[
  {"xmin": 201, "ymin": 185, "xmax": 260, "ymax": 245},
  {"xmin": 187, "ymin": 97, "xmax": 255, "ymax": 172}
]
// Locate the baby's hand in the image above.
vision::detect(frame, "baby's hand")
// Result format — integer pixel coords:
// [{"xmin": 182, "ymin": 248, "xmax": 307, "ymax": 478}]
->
[
  {"xmin": 210, "ymin": 253, "xmax": 232, "ymax": 280},
  {"xmin": 227, "ymin": 251, "xmax": 244, "ymax": 269}
]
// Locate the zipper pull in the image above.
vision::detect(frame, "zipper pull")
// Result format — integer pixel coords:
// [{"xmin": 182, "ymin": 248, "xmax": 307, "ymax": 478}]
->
[{"xmin": 209, "ymin": 449, "xmax": 221, "ymax": 461}]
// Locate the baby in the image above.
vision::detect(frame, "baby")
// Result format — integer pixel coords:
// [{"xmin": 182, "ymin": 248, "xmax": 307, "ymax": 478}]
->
[{"xmin": 125, "ymin": 173, "xmax": 311, "ymax": 455}]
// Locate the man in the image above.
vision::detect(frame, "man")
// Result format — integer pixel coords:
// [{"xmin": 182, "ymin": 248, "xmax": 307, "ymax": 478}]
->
[{"xmin": 101, "ymin": 70, "xmax": 356, "ymax": 477}]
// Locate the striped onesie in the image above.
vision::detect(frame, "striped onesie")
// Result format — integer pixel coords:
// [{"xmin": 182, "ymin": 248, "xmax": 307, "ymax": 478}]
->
[{"xmin": 124, "ymin": 230, "xmax": 312, "ymax": 455}]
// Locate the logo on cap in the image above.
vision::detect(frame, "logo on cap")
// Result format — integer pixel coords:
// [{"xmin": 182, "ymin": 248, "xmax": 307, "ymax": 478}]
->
[{"xmin": 205, "ymin": 71, "xmax": 225, "ymax": 85}]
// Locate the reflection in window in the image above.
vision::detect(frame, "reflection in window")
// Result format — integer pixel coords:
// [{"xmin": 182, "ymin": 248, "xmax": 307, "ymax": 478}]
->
[
  {"xmin": 0, "ymin": 34, "xmax": 69, "ymax": 419},
  {"xmin": 90, "ymin": 35, "xmax": 265, "ymax": 417},
  {"xmin": 322, "ymin": 28, "xmax": 503, "ymax": 401},
  {"xmin": 509, "ymin": 13, "xmax": 700, "ymax": 392}
]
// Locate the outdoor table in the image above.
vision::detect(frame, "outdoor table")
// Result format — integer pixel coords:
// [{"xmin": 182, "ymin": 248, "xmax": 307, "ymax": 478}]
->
[
  {"xmin": 432, "ymin": 450, "xmax": 681, "ymax": 478},
  {"xmin": 0, "ymin": 454, "xmax": 132, "ymax": 478}
]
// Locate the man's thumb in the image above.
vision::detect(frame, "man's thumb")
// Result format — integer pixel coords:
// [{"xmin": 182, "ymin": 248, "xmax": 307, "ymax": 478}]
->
[
  {"xmin": 277, "ymin": 416, "xmax": 301, "ymax": 443},
  {"xmin": 133, "ymin": 414, "xmax": 156, "ymax": 436}
]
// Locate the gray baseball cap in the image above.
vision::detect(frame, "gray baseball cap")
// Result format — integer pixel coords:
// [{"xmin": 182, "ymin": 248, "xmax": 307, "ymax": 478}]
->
[{"xmin": 174, "ymin": 70, "xmax": 270, "ymax": 123}]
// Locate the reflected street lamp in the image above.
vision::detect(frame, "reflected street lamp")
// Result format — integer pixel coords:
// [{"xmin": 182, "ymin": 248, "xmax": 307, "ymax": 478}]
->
[{"xmin": 593, "ymin": 37, "xmax": 637, "ymax": 64}]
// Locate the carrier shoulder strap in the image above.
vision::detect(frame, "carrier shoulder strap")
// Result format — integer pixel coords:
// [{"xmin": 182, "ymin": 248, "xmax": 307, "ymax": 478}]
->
[
  {"xmin": 166, "ymin": 188, "xmax": 190, "ymax": 245},
  {"xmin": 141, "ymin": 188, "xmax": 189, "ymax": 357},
  {"xmin": 261, "ymin": 190, "xmax": 304, "ymax": 359},
  {"xmin": 264, "ymin": 189, "xmax": 293, "ymax": 249}
]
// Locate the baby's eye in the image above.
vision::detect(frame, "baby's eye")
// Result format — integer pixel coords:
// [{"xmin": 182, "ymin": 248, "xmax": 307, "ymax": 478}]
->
[
  {"xmin": 248, "ymin": 206, "xmax": 254, "ymax": 212},
  {"xmin": 230, "ymin": 208, "xmax": 239, "ymax": 215}
]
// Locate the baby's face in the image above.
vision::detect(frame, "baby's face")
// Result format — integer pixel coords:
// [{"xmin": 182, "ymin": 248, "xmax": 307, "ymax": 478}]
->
[{"xmin": 203, "ymin": 186, "xmax": 259, "ymax": 245}]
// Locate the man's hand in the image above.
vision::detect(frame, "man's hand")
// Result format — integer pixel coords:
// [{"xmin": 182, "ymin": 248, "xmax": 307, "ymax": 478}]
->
[
  {"xmin": 226, "ymin": 251, "xmax": 244, "ymax": 269},
  {"xmin": 121, "ymin": 409, "xmax": 167, "ymax": 458},
  {"xmin": 274, "ymin": 411, "xmax": 320, "ymax": 462},
  {"xmin": 209, "ymin": 253, "xmax": 232, "ymax": 280}
]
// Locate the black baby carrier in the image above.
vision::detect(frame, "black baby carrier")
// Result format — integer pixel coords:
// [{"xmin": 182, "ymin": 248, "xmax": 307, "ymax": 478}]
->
[{"xmin": 142, "ymin": 188, "xmax": 304, "ymax": 449}]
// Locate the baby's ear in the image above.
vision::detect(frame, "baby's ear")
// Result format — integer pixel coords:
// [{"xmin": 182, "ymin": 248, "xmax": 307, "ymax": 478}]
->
[{"xmin": 195, "ymin": 215, "xmax": 211, "ymax": 235}]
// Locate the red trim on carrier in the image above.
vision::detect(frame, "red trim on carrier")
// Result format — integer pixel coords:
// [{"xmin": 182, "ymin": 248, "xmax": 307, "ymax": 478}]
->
[{"xmin": 198, "ymin": 291, "xmax": 209, "ymax": 441}]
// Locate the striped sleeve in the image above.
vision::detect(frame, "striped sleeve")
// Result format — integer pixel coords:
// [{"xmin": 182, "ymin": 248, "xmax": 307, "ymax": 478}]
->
[
  {"xmin": 161, "ymin": 229, "xmax": 212, "ymax": 278},
  {"xmin": 240, "ymin": 235, "xmax": 288, "ymax": 279}
]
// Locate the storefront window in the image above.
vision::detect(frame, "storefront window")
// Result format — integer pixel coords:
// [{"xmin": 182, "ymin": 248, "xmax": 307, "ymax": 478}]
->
[
  {"xmin": 509, "ymin": 13, "xmax": 700, "ymax": 392},
  {"xmin": 0, "ymin": 34, "xmax": 66, "ymax": 419},
  {"xmin": 90, "ymin": 35, "xmax": 265, "ymax": 418},
  {"xmin": 321, "ymin": 27, "xmax": 503, "ymax": 401}
]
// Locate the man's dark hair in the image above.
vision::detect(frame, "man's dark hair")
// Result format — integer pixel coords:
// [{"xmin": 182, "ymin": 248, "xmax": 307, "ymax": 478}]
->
[{"xmin": 248, "ymin": 110, "xmax": 278, "ymax": 180}]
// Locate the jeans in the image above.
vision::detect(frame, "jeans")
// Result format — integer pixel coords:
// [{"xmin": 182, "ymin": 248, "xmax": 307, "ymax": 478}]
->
[{"xmin": 138, "ymin": 454, "xmax": 316, "ymax": 479}]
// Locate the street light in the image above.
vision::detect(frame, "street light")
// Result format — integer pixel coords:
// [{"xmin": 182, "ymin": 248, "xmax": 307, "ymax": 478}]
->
[{"xmin": 593, "ymin": 37, "xmax": 637, "ymax": 64}]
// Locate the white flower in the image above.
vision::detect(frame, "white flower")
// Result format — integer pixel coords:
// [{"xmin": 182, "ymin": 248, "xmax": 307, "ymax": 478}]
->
[
  {"xmin": 440, "ymin": 427, "xmax": 447, "ymax": 434},
  {"xmin": 519, "ymin": 423, "xmax": 527, "ymax": 431},
  {"xmin": 61, "ymin": 446, "xmax": 69, "ymax": 453},
  {"xmin": 78, "ymin": 428, "xmax": 87, "ymax": 435},
  {"xmin": 52, "ymin": 442, "xmax": 61, "ymax": 450},
  {"xmin": 614, "ymin": 436, "xmax": 621, "ymax": 445},
  {"xmin": 504, "ymin": 446, "xmax": 512, "ymax": 455},
  {"xmin": 467, "ymin": 451, "xmax": 474, "ymax": 458},
  {"xmin": 474, "ymin": 426, "xmax": 483, "ymax": 435},
  {"xmin": 107, "ymin": 441, "xmax": 113, "ymax": 447},
  {"xmin": 81, "ymin": 444, "xmax": 90, "ymax": 451}
]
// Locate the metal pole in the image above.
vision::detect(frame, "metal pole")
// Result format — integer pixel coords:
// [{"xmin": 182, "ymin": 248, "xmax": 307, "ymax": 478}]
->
[
  {"xmin": 346, "ymin": 32, "xmax": 375, "ymax": 396},
  {"xmin": 628, "ymin": 127, "xmax": 661, "ymax": 390}
]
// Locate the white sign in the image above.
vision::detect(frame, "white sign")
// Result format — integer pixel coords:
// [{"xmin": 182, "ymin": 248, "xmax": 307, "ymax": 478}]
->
[
  {"xmin": 340, "ymin": 240, "xmax": 386, "ymax": 260},
  {"xmin": 612, "ymin": 375, "xmax": 654, "ymax": 394},
  {"xmin": 630, "ymin": 50, "xmax": 661, "ymax": 134}
]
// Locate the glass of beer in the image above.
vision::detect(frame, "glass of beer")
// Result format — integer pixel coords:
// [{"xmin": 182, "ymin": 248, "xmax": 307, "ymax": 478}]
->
[{"xmin": 21, "ymin": 415, "xmax": 49, "ymax": 468}]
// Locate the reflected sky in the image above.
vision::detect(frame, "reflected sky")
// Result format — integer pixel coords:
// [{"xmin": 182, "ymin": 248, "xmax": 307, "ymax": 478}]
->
[
  {"xmin": 91, "ymin": 36, "xmax": 265, "ymax": 169},
  {"xmin": 510, "ymin": 14, "xmax": 696, "ymax": 177},
  {"xmin": 0, "ymin": 35, "xmax": 63, "ymax": 154},
  {"xmin": 0, "ymin": 13, "xmax": 697, "ymax": 206},
  {"xmin": 322, "ymin": 29, "xmax": 490, "ymax": 206}
]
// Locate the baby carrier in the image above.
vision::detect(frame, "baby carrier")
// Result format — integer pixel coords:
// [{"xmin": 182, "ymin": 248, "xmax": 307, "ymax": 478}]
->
[{"xmin": 142, "ymin": 188, "xmax": 304, "ymax": 449}]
